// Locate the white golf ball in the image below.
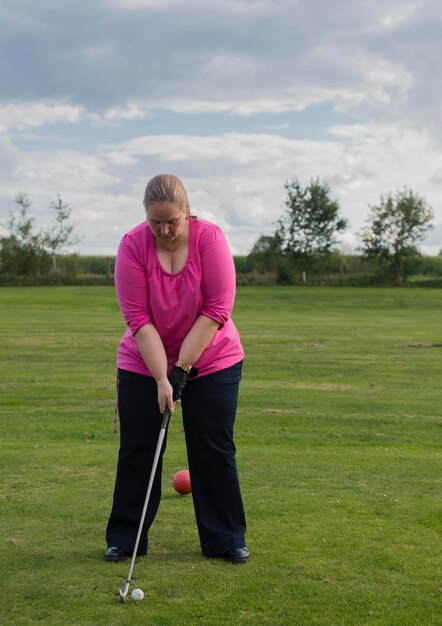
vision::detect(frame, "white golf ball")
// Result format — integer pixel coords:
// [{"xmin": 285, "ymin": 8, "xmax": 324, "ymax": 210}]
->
[{"xmin": 131, "ymin": 588, "xmax": 144, "ymax": 601}]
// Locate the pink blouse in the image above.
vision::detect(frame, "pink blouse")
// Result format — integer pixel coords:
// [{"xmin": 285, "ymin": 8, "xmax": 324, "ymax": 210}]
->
[{"xmin": 115, "ymin": 217, "xmax": 244, "ymax": 378}]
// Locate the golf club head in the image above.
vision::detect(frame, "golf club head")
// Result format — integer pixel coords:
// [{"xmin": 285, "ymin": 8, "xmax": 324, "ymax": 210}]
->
[{"xmin": 118, "ymin": 589, "xmax": 127, "ymax": 603}]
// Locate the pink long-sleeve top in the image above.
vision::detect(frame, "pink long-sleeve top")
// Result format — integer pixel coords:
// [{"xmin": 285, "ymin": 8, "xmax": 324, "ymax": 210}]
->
[{"xmin": 115, "ymin": 217, "xmax": 244, "ymax": 378}]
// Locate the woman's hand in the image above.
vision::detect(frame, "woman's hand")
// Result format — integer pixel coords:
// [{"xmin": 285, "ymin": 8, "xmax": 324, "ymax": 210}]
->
[
  {"xmin": 156, "ymin": 377, "xmax": 174, "ymax": 414},
  {"xmin": 169, "ymin": 365, "xmax": 189, "ymax": 401}
]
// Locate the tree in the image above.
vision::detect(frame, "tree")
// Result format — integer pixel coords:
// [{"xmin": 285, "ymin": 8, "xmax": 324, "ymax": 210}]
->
[
  {"xmin": 248, "ymin": 234, "xmax": 281, "ymax": 269},
  {"xmin": 274, "ymin": 178, "xmax": 348, "ymax": 258},
  {"xmin": 359, "ymin": 188, "xmax": 434, "ymax": 285},
  {"xmin": 42, "ymin": 195, "xmax": 78, "ymax": 269},
  {"xmin": 0, "ymin": 193, "xmax": 79, "ymax": 276},
  {"xmin": 0, "ymin": 194, "xmax": 51, "ymax": 275}
]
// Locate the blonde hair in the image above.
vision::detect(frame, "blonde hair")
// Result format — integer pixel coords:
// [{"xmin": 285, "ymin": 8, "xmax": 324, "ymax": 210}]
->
[{"xmin": 143, "ymin": 174, "xmax": 190, "ymax": 215}]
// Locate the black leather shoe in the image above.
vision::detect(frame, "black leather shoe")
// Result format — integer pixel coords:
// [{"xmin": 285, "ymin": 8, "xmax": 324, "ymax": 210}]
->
[
  {"xmin": 105, "ymin": 546, "xmax": 130, "ymax": 562},
  {"xmin": 221, "ymin": 547, "xmax": 250, "ymax": 564}
]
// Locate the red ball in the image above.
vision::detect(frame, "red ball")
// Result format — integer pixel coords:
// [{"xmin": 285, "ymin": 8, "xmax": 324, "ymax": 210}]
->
[{"xmin": 173, "ymin": 469, "xmax": 191, "ymax": 495}]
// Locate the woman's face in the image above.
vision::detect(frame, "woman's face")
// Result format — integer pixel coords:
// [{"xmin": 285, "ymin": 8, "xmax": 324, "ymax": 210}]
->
[{"xmin": 146, "ymin": 202, "xmax": 187, "ymax": 244}]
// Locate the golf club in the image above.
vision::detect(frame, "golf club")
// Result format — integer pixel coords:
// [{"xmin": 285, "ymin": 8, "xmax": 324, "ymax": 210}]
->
[{"xmin": 118, "ymin": 406, "xmax": 171, "ymax": 603}]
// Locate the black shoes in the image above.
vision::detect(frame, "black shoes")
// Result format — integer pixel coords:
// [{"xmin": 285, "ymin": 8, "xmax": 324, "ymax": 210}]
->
[
  {"xmin": 105, "ymin": 544, "xmax": 250, "ymax": 564},
  {"xmin": 104, "ymin": 546, "xmax": 130, "ymax": 562},
  {"xmin": 218, "ymin": 547, "xmax": 250, "ymax": 564}
]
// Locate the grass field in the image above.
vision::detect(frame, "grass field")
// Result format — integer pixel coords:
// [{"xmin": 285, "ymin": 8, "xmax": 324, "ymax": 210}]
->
[{"xmin": 0, "ymin": 286, "xmax": 441, "ymax": 625}]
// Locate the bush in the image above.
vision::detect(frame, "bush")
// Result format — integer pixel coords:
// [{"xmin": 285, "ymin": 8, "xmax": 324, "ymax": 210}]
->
[
  {"xmin": 404, "ymin": 255, "xmax": 442, "ymax": 276},
  {"xmin": 233, "ymin": 256, "xmax": 254, "ymax": 274},
  {"xmin": 75, "ymin": 256, "xmax": 115, "ymax": 275},
  {"xmin": 0, "ymin": 235, "xmax": 52, "ymax": 275},
  {"xmin": 276, "ymin": 263, "xmax": 294, "ymax": 285},
  {"xmin": 0, "ymin": 270, "xmax": 115, "ymax": 286},
  {"xmin": 236, "ymin": 272, "xmax": 277, "ymax": 286},
  {"xmin": 2, "ymin": 253, "xmax": 441, "ymax": 287}
]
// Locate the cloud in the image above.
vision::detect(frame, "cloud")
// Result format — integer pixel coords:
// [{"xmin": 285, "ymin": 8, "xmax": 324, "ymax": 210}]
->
[
  {"xmin": 0, "ymin": 135, "xmax": 22, "ymax": 174},
  {"xmin": 1, "ymin": 122, "xmax": 440, "ymax": 256},
  {"xmin": 0, "ymin": 102, "xmax": 83, "ymax": 132},
  {"xmin": 0, "ymin": 0, "xmax": 435, "ymax": 126},
  {"xmin": 0, "ymin": 0, "xmax": 441, "ymax": 257},
  {"xmin": 380, "ymin": 2, "xmax": 422, "ymax": 28},
  {"xmin": 90, "ymin": 102, "xmax": 152, "ymax": 125}
]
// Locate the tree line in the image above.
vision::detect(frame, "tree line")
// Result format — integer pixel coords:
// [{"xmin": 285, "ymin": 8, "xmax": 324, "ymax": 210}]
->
[
  {"xmin": 249, "ymin": 179, "xmax": 435, "ymax": 285},
  {"xmin": 0, "ymin": 181, "xmax": 439, "ymax": 286}
]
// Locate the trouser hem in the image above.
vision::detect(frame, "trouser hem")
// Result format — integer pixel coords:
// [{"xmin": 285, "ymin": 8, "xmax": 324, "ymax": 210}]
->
[
  {"xmin": 201, "ymin": 531, "xmax": 246, "ymax": 557},
  {"xmin": 106, "ymin": 532, "xmax": 147, "ymax": 556}
]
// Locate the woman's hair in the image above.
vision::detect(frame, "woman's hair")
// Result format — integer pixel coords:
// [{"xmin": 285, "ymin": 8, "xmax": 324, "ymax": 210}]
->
[{"xmin": 143, "ymin": 174, "xmax": 190, "ymax": 214}]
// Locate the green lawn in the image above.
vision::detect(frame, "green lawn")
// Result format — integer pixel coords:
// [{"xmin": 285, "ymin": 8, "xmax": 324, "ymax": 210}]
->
[{"xmin": 0, "ymin": 286, "xmax": 441, "ymax": 625}]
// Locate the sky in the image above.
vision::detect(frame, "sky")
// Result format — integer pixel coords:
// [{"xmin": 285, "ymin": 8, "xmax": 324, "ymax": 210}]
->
[{"xmin": 0, "ymin": 0, "xmax": 441, "ymax": 256}]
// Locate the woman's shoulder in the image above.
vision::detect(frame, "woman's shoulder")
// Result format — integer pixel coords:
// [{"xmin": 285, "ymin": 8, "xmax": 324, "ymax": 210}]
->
[
  {"xmin": 125, "ymin": 221, "xmax": 149, "ymax": 238},
  {"xmin": 191, "ymin": 217, "xmax": 224, "ymax": 239},
  {"xmin": 190, "ymin": 217, "xmax": 231, "ymax": 260},
  {"xmin": 117, "ymin": 222, "xmax": 153, "ymax": 265},
  {"xmin": 120, "ymin": 221, "xmax": 151, "ymax": 247}
]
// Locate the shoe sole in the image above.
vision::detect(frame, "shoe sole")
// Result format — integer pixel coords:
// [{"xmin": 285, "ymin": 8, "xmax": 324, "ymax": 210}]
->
[
  {"xmin": 105, "ymin": 554, "xmax": 129, "ymax": 562},
  {"xmin": 222, "ymin": 552, "xmax": 250, "ymax": 564}
]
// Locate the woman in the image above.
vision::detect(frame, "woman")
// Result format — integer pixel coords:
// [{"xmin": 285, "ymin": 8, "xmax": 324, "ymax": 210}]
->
[{"xmin": 105, "ymin": 174, "xmax": 249, "ymax": 563}]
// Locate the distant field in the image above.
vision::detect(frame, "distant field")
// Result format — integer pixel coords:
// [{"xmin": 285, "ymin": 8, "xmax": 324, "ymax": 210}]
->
[{"xmin": 0, "ymin": 286, "xmax": 441, "ymax": 625}]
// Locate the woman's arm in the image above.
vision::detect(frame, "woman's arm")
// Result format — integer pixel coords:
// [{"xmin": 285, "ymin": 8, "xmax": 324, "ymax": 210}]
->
[
  {"xmin": 115, "ymin": 235, "xmax": 174, "ymax": 413},
  {"xmin": 177, "ymin": 225, "xmax": 236, "ymax": 368},
  {"xmin": 177, "ymin": 314, "xmax": 220, "ymax": 366},
  {"xmin": 135, "ymin": 324, "xmax": 174, "ymax": 413},
  {"xmin": 178, "ymin": 226, "xmax": 236, "ymax": 365}
]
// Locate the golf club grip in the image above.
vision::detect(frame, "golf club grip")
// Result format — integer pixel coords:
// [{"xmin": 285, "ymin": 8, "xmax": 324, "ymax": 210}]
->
[{"xmin": 161, "ymin": 406, "xmax": 171, "ymax": 429}]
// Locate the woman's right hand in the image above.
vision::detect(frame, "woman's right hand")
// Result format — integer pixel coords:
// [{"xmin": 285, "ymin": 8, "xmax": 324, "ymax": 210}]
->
[{"xmin": 156, "ymin": 377, "xmax": 174, "ymax": 414}]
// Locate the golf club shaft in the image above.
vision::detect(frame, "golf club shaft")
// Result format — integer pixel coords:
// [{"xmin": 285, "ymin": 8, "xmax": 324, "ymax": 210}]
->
[{"xmin": 121, "ymin": 406, "xmax": 171, "ymax": 598}]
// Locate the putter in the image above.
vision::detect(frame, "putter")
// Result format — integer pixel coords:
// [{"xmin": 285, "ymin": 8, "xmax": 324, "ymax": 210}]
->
[{"xmin": 118, "ymin": 406, "xmax": 172, "ymax": 603}]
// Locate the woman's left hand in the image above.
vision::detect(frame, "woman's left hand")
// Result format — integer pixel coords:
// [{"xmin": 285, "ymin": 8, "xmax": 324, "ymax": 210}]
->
[{"xmin": 169, "ymin": 366, "xmax": 188, "ymax": 401}]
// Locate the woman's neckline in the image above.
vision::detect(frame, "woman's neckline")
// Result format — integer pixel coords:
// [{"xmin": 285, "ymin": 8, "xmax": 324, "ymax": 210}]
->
[{"xmin": 152, "ymin": 216, "xmax": 196, "ymax": 276}]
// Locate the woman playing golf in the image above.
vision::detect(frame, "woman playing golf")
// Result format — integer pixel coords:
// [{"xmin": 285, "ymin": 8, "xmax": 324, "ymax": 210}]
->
[{"xmin": 105, "ymin": 174, "xmax": 249, "ymax": 564}]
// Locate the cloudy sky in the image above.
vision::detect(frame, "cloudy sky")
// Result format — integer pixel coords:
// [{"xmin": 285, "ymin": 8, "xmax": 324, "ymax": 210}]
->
[{"xmin": 1, "ymin": 0, "xmax": 441, "ymax": 255}]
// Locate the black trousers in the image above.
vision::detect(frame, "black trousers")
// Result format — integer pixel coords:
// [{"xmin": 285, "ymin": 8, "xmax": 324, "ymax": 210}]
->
[{"xmin": 106, "ymin": 361, "xmax": 246, "ymax": 556}]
